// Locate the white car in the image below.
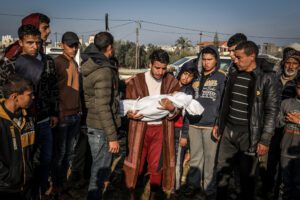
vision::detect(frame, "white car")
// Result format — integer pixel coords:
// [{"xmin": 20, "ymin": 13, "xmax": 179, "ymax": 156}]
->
[{"xmin": 170, "ymin": 55, "xmax": 231, "ymax": 76}]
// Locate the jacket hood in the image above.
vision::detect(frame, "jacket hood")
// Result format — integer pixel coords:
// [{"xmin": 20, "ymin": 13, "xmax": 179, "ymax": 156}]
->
[
  {"xmin": 81, "ymin": 43, "xmax": 117, "ymax": 77},
  {"xmin": 197, "ymin": 45, "xmax": 220, "ymax": 74}
]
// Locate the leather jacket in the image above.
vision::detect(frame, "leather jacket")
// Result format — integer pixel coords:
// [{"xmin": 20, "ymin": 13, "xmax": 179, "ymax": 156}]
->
[{"xmin": 217, "ymin": 64, "xmax": 280, "ymax": 153}]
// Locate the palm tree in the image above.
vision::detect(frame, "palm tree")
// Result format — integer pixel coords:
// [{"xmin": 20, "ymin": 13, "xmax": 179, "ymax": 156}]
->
[{"xmin": 175, "ymin": 36, "xmax": 192, "ymax": 50}]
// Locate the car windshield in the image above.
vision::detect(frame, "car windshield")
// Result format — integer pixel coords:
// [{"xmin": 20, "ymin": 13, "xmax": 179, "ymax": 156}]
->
[{"xmin": 173, "ymin": 57, "xmax": 190, "ymax": 66}]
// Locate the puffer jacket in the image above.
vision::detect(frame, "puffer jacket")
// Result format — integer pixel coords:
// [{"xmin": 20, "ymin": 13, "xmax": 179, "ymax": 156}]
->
[
  {"xmin": 217, "ymin": 64, "xmax": 280, "ymax": 153},
  {"xmin": 0, "ymin": 100, "xmax": 37, "ymax": 193},
  {"xmin": 81, "ymin": 44, "xmax": 121, "ymax": 141}
]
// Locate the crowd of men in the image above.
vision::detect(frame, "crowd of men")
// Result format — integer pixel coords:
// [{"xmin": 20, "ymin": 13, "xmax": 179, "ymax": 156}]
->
[{"xmin": 0, "ymin": 12, "xmax": 300, "ymax": 200}]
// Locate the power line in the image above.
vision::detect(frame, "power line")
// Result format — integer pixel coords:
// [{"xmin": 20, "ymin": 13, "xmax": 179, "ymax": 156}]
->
[
  {"xmin": 111, "ymin": 21, "xmax": 135, "ymax": 29},
  {"xmin": 140, "ymin": 20, "xmax": 300, "ymax": 40},
  {"xmin": 0, "ymin": 13, "xmax": 134, "ymax": 22},
  {"xmin": 141, "ymin": 28, "xmax": 197, "ymax": 35},
  {"xmin": 1, "ymin": 12, "xmax": 299, "ymax": 40}
]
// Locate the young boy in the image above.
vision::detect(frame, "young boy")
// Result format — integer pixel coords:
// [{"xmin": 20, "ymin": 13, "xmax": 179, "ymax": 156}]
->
[
  {"xmin": 278, "ymin": 76, "xmax": 300, "ymax": 200},
  {"xmin": 174, "ymin": 61, "xmax": 198, "ymax": 191},
  {"xmin": 0, "ymin": 75, "xmax": 36, "ymax": 200}
]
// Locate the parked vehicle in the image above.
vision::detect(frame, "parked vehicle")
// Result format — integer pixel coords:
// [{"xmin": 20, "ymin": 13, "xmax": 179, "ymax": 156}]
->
[{"xmin": 169, "ymin": 55, "xmax": 231, "ymax": 76}]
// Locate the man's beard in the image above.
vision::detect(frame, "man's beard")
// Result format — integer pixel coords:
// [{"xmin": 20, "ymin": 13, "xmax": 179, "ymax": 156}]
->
[{"xmin": 284, "ymin": 68, "xmax": 297, "ymax": 77}]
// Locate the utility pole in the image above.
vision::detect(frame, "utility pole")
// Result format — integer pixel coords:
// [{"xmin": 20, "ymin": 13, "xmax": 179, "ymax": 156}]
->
[
  {"xmin": 55, "ymin": 32, "xmax": 58, "ymax": 47},
  {"xmin": 135, "ymin": 21, "xmax": 141, "ymax": 69},
  {"xmin": 105, "ymin": 13, "xmax": 109, "ymax": 31},
  {"xmin": 199, "ymin": 32, "xmax": 203, "ymax": 53}
]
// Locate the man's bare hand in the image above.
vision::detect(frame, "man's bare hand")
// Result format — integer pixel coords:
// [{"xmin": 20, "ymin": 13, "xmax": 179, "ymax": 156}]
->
[
  {"xmin": 179, "ymin": 138, "xmax": 188, "ymax": 147},
  {"xmin": 50, "ymin": 116, "xmax": 58, "ymax": 128},
  {"xmin": 158, "ymin": 98, "xmax": 175, "ymax": 112},
  {"xmin": 127, "ymin": 110, "xmax": 143, "ymax": 120},
  {"xmin": 125, "ymin": 76, "xmax": 135, "ymax": 85},
  {"xmin": 109, "ymin": 141, "xmax": 120, "ymax": 154},
  {"xmin": 256, "ymin": 143, "xmax": 269, "ymax": 156},
  {"xmin": 285, "ymin": 112, "xmax": 300, "ymax": 124},
  {"xmin": 212, "ymin": 126, "xmax": 220, "ymax": 141}
]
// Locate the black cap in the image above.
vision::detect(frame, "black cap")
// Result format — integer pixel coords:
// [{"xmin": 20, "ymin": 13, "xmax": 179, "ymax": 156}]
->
[{"xmin": 62, "ymin": 31, "xmax": 80, "ymax": 46}]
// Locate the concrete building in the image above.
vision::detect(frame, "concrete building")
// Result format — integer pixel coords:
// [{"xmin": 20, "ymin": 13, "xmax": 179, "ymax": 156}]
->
[
  {"xmin": 261, "ymin": 43, "xmax": 280, "ymax": 56},
  {"xmin": 88, "ymin": 35, "xmax": 95, "ymax": 44},
  {"xmin": 1, "ymin": 35, "xmax": 14, "ymax": 48},
  {"xmin": 198, "ymin": 41, "xmax": 229, "ymax": 56}
]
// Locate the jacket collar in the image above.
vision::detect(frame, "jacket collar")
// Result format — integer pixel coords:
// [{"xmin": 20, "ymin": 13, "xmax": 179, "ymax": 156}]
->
[{"xmin": 0, "ymin": 99, "xmax": 27, "ymax": 129}]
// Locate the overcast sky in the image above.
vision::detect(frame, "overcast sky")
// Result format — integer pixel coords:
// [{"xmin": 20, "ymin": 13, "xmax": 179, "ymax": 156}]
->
[{"xmin": 0, "ymin": 0, "xmax": 299, "ymax": 46}]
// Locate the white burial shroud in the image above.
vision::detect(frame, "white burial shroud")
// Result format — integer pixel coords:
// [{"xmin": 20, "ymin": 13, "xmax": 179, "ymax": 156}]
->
[{"xmin": 119, "ymin": 92, "xmax": 204, "ymax": 121}]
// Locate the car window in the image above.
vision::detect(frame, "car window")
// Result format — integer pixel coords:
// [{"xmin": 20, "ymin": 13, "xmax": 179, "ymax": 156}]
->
[{"xmin": 173, "ymin": 57, "xmax": 189, "ymax": 66}]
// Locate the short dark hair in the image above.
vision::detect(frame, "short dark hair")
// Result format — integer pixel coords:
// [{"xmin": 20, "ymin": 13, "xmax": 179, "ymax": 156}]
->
[
  {"xmin": 18, "ymin": 24, "xmax": 41, "ymax": 40},
  {"xmin": 39, "ymin": 13, "xmax": 50, "ymax": 24},
  {"xmin": 201, "ymin": 47, "xmax": 218, "ymax": 60},
  {"xmin": 227, "ymin": 33, "xmax": 247, "ymax": 47},
  {"xmin": 177, "ymin": 60, "xmax": 199, "ymax": 80},
  {"xmin": 94, "ymin": 32, "xmax": 114, "ymax": 52},
  {"xmin": 2, "ymin": 74, "xmax": 33, "ymax": 99},
  {"xmin": 149, "ymin": 49, "xmax": 169, "ymax": 65},
  {"xmin": 235, "ymin": 41, "xmax": 259, "ymax": 57}
]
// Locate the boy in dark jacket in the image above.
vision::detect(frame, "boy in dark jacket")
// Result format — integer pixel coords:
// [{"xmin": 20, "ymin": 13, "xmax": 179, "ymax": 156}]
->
[
  {"xmin": 174, "ymin": 61, "xmax": 198, "ymax": 191},
  {"xmin": 277, "ymin": 76, "xmax": 300, "ymax": 200},
  {"xmin": 0, "ymin": 75, "xmax": 36, "ymax": 200}
]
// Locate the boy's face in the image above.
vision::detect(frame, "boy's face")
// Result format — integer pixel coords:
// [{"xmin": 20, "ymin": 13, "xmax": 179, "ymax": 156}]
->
[
  {"xmin": 202, "ymin": 53, "xmax": 217, "ymax": 73},
  {"xmin": 62, "ymin": 43, "xmax": 79, "ymax": 59},
  {"xmin": 19, "ymin": 35, "xmax": 41, "ymax": 57},
  {"xmin": 296, "ymin": 83, "xmax": 300, "ymax": 98},
  {"xmin": 180, "ymin": 71, "xmax": 194, "ymax": 85},
  {"xmin": 15, "ymin": 89, "xmax": 34, "ymax": 109}
]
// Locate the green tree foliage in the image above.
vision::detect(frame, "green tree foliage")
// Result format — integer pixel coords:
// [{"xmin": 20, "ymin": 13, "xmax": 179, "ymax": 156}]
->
[
  {"xmin": 114, "ymin": 40, "xmax": 156, "ymax": 68},
  {"xmin": 175, "ymin": 36, "xmax": 192, "ymax": 51}
]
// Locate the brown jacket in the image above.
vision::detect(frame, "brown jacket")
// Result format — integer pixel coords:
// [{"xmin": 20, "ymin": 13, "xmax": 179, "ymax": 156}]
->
[
  {"xmin": 123, "ymin": 72, "xmax": 180, "ymax": 192},
  {"xmin": 55, "ymin": 54, "xmax": 81, "ymax": 120}
]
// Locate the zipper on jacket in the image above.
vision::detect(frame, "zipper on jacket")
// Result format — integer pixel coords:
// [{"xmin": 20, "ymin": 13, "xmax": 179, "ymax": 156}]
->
[{"xmin": 11, "ymin": 122, "xmax": 27, "ymax": 187}]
